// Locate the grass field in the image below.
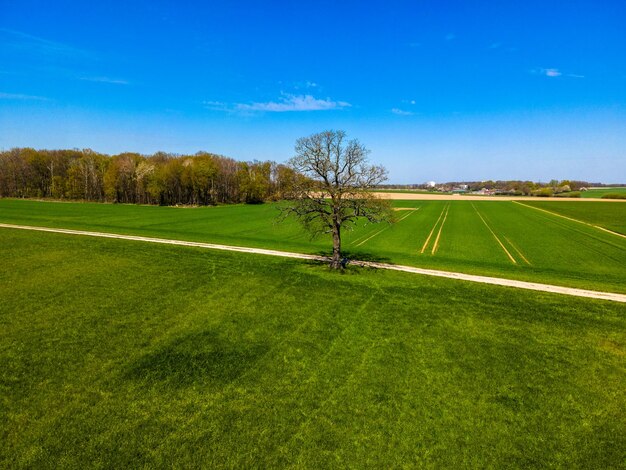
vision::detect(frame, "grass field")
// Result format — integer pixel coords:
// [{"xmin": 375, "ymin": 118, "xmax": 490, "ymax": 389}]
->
[
  {"xmin": 581, "ymin": 187, "xmax": 626, "ymax": 199},
  {"xmin": 1, "ymin": 198, "xmax": 625, "ymax": 294},
  {"xmin": 1, "ymin": 228, "xmax": 625, "ymax": 467}
]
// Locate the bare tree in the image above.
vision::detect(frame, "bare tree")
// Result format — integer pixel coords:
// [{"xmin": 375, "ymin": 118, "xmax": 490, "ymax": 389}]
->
[{"xmin": 282, "ymin": 130, "xmax": 393, "ymax": 269}]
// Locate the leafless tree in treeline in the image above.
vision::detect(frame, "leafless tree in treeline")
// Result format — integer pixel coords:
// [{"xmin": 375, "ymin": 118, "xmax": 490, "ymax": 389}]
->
[{"xmin": 282, "ymin": 130, "xmax": 393, "ymax": 269}]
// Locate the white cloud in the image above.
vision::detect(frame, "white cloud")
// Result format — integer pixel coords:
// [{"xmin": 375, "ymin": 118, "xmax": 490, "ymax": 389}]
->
[
  {"xmin": 79, "ymin": 76, "xmax": 129, "ymax": 85},
  {"xmin": 0, "ymin": 91, "xmax": 49, "ymax": 101},
  {"xmin": 544, "ymin": 68, "xmax": 562, "ymax": 77},
  {"xmin": 236, "ymin": 94, "xmax": 351, "ymax": 112},
  {"xmin": 532, "ymin": 68, "xmax": 584, "ymax": 79},
  {"xmin": 391, "ymin": 108, "xmax": 414, "ymax": 116},
  {"xmin": 531, "ymin": 68, "xmax": 562, "ymax": 77}
]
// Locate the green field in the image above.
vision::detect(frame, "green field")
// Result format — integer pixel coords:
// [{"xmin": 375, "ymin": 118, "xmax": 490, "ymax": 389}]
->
[
  {"xmin": 1, "ymin": 228, "xmax": 625, "ymax": 467},
  {"xmin": 1, "ymin": 198, "xmax": 625, "ymax": 293},
  {"xmin": 581, "ymin": 187, "xmax": 626, "ymax": 199},
  {"xmin": 522, "ymin": 200, "xmax": 626, "ymax": 235}
]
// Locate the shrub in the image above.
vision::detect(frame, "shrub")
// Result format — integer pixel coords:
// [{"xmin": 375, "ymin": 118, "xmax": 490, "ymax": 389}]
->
[
  {"xmin": 601, "ymin": 193, "xmax": 626, "ymax": 200},
  {"xmin": 532, "ymin": 188, "xmax": 554, "ymax": 197}
]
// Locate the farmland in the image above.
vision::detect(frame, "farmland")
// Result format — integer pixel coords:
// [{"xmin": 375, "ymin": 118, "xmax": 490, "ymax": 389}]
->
[
  {"xmin": 522, "ymin": 200, "xmax": 626, "ymax": 235},
  {"xmin": 1, "ymin": 198, "xmax": 625, "ymax": 294},
  {"xmin": 581, "ymin": 187, "xmax": 626, "ymax": 199},
  {"xmin": 1, "ymin": 227, "xmax": 625, "ymax": 468}
]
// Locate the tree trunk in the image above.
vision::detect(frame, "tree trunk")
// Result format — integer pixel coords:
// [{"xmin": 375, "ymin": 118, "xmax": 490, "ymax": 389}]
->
[{"xmin": 330, "ymin": 221, "xmax": 342, "ymax": 269}]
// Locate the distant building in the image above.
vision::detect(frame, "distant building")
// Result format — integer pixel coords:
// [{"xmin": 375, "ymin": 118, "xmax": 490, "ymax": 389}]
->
[{"xmin": 426, "ymin": 181, "xmax": 436, "ymax": 188}]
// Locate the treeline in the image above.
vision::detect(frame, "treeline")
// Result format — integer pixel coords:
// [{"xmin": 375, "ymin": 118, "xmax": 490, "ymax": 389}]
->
[
  {"xmin": 378, "ymin": 179, "xmax": 594, "ymax": 195},
  {"xmin": 444, "ymin": 179, "xmax": 590, "ymax": 193},
  {"xmin": 0, "ymin": 148, "xmax": 299, "ymax": 205}
]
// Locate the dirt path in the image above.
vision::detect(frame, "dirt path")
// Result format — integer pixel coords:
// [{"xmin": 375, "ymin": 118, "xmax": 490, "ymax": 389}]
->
[{"xmin": 1, "ymin": 222, "xmax": 625, "ymax": 304}]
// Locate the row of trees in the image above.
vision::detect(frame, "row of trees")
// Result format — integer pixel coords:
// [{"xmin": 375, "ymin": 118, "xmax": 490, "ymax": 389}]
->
[
  {"xmin": 380, "ymin": 179, "xmax": 595, "ymax": 194},
  {"xmin": 0, "ymin": 148, "xmax": 299, "ymax": 205},
  {"xmin": 0, "ymin": 131, "xmax": 394, "ymax": 270}
]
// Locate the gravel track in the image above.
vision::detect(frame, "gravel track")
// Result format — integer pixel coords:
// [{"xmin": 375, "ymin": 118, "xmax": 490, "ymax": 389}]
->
[{"xmin": 1, "ymin": 222, "xmax": 625, "ymax": 304}]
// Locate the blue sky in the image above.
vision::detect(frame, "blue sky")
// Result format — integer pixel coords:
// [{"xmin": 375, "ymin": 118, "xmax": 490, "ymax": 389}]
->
[{"xmin": 1, "ymin": 0, "xmax": 625, "ymax": 183}]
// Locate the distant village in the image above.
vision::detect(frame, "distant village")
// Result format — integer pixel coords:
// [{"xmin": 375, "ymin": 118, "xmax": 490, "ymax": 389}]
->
[{"xmin": 376, "ymin": 180, "xmax": 623, "ymax": 197}]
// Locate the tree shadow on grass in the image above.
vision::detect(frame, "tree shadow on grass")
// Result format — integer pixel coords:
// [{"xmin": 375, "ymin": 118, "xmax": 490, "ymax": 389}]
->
[
  {"xmin": 303, "ymin": 250, "xmax": 393, "ymax": 276},
  {"xmin": 310, "ymin": 249, "xmax": 392, "ymax": 265},
  {"xmin": 124, "ymin": 331, "xmax": 268, "ymax": 389},
  {"xmin": 342, "ymin": 250, "xmax": 393, "ymax": 264}
]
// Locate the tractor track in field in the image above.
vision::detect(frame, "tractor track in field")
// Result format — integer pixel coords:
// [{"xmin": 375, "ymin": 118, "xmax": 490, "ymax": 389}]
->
[
  {"xmin": 421, "ymin": 204, "xmax": 448, "ymax": 254},
  {"xmin": 512, "ymin": 201, "xmax": 626, "ymax": 240},
  {"xmin": 2, "ymin": 222, "xmax": 626, "ymax": 303},
  {"xmin": 430, "ymin": 205, "xmax": 449, "ymax": 254},
  {"xmin": 353, "ymin": 207, "xmax": 418, "ymax": 247},
  {"xmin": 472, "ymin": 203, "xmax": 518, "ymax": 265}
]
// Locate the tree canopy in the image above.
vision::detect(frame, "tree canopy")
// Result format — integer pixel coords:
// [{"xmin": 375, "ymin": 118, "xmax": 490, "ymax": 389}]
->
[
  {"xmin": 0, "ymin": 148, "xmax": 297, "ymax": 205},
  {"xmin": 282, "ymin": 130, "xmax": 393, "ymax": 269}
]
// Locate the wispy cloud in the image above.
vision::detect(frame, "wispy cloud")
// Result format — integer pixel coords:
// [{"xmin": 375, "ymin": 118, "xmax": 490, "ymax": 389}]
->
[
  {"xmin": 291, "ymin": 80, "xmax": 319, "ymax": 90},
  {"xmin": 391, "ymin": 108, "xmax": 414, "ymax": 116},
  {"xmin": 445, "ymin": 33, "xmax": 456, "ymax": 41},
  {"xmin": 203, "ymin": 100, "xmax": 229, "ymax": 111},
  {"xmin": 488, "ymin": 42, "xmax": 501, "ymax": 49},
  {"xmin": 532, "ymin": 68, "xmax": 584, "ymax": 79},
  {"xmin": 206, "ymin": 94, "xmax": 351, "ymax": 113},
  {"xmin": 240, "ymin": 95, "xmax": 349, "ymax": 112},
  {"xmin": 0, "ymin": 28, "xmax": 92, "ymax": 59},
  {"xmin": 544, "ymin": 68, "xmax": 562, "ymax": 77},
  {"xmin": 532, "ymin": 68, "xmax": 562, "ymax": 77},
  {"xmin": 0, "ymin": 91, "xmax": 50, "ymax": 101},
  {"xmin": 79, "ymin": 76, "xmax": 129, "ymax": 85}
]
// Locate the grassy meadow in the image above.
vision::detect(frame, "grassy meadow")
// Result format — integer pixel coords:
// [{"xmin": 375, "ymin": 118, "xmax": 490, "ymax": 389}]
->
[
  {"xmin": 1, "ymin": 198, "xmax": 625, "ymax": 293},
  {"xmin": 1, "ymin": 228, "xmax": 625, "ymax": 468}
]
